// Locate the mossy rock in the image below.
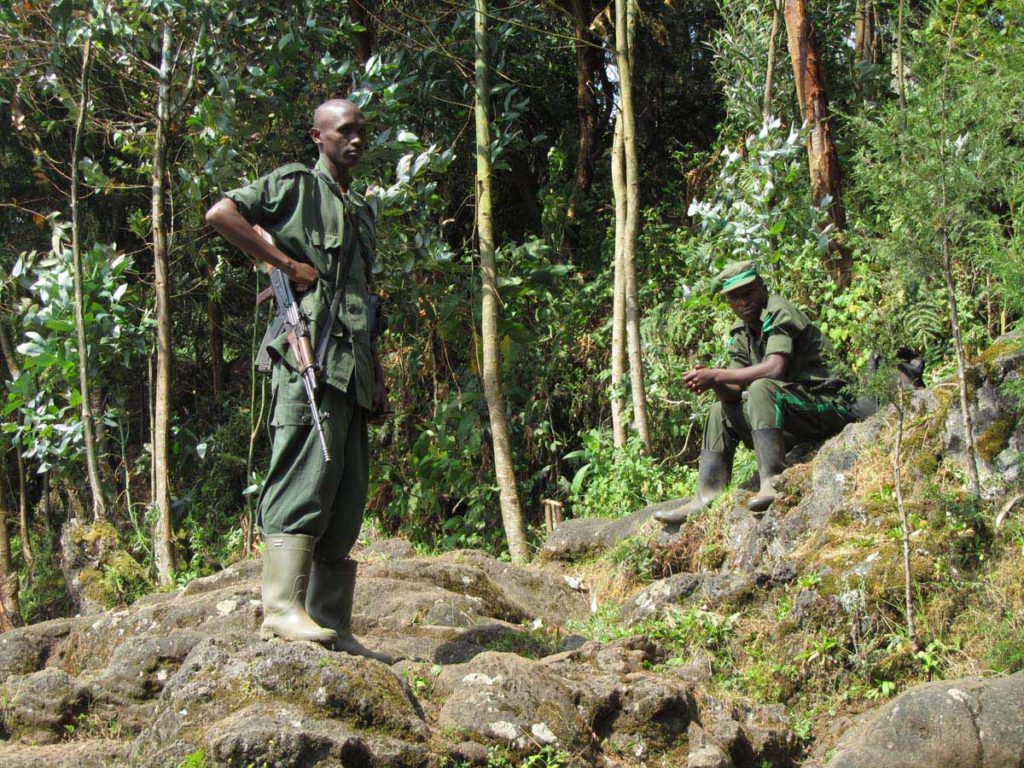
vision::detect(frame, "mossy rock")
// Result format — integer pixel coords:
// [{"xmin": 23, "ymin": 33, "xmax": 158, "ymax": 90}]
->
[
  {"xmin": 977, "ymin": 413, "xmax": 1017, "ymax": 462},
  {"xmin": 79, "ymin": 550, "xmax": 153, "ymax": 610}
]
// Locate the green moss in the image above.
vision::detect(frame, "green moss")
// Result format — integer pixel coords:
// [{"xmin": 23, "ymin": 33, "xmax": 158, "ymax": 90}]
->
[
  {"xmin": 977, "ymin": 414, "xmax": 1017, "ymax": 462},
  {"xmin": 71, "ymin": 520, "xmax": 120, "ymax": 547},
  {"xmin": 478, "ymin": 627, "xmax": 564, "ymax": 659},
  {"xmin": 80, "ymin": 550, "xmax": 153, "ymax": 609},
  {"xmin": 971, "ymin": 337, "xmax": 1024, "ymax": 367}
]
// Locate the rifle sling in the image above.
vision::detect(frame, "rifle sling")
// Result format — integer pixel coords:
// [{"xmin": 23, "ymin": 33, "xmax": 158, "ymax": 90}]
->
[{"xmin": 313, "ymin": 236, "xmax": 356, "ymax": 369}]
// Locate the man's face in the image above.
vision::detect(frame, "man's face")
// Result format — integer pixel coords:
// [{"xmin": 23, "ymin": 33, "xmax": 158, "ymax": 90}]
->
[
  {"xmin": 311, "ymin": 103, "xmax": 366, "ymax": 176},
  {"xmin": 724, "ymin": 281, "xmax": 768, "ymax": 325}
]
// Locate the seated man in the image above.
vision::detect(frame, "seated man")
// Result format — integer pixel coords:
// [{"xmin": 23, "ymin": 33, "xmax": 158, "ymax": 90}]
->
[{"xmin": 656, "ymin": 261, "xmax": 856, "ymax": 524}]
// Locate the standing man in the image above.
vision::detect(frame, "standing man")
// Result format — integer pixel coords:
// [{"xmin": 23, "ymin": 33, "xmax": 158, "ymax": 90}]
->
[
  {"xmin": 656, "ymin": 261, "xmax": 855, "ymax": 524},
  {"xmin": 206, "ymin": 99, "xmax": 391, "ymax": 662}
]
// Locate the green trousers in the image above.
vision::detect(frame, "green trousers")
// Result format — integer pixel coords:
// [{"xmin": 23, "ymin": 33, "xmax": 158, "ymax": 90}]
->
[
  {"xmin": 703, "ymin": 378, "xmax": 854, "ymax": 452},
  {"xmin": 257, "ymin": 365, "xmax": 368, "ymax": 561}
]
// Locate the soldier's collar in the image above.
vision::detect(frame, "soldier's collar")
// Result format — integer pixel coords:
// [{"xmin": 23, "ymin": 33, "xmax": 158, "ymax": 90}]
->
[
  {"xmin": 313, "ymin": 158, "xmax": 348, "ymax": 193},
  {"xmin": 313, "ymin": 158, "xmax": 365, "ymax": 206},
  {"xmin": 730, "ymin": 306, "xmax": 767, "ymax": 335}
]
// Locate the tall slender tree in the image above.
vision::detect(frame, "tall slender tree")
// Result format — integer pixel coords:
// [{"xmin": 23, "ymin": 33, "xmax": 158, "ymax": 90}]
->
[
  {"xmin": 937, "ymin": 4, "xmax": 980, "ymax": 497},
  {"xmin": 0, "ymin": 319, "xmax": 31, "ymax": 570},
  {"xmin": 69, "ymin": 36, "xmax": 108, "ymax": 521},
  {"xmin": 565, "ymin": 0, "xmax": 600, "ymax": 231},
  {"xmin": 350, "ymin": 0, "xmax": 374, "ymax": 65},
  {"xmin": 0, "ymin": 457, "xmax": 21, "ymax": 631},
  {"xmin": 615, "ymin": 0, "xmax": 650, "ymax": 451},
  {"xmin": 763, "ymin": 0, "xmax": 782, "ymax": 120},
  {"xmin": 610, "ymin": 117, "xmax": 628, "ymax": 449},
  {"xmin": 783, "ymin": 0, "xmax": 851, "ymax": 286},
  {"xmin": 151, "ymin": 20, "xmax": 178, "ymax": 582},
  {"xmin": 474, "ymin": 0, "xmax": 529, "ymax": 564}
]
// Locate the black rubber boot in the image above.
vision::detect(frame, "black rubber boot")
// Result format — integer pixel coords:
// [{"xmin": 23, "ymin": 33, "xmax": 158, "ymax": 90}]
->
[
  {"xmin": 655, "ymin": 449, "xmax": 733, "ymax": 524},
  {"xmin": 260, "ymin": 534, "xmax": 338, "ymax": 645},
  {"xmin": 749, "ymin": 428, "xmax": 787, "ymax": 514},
  {"xmin": 307, "ymin": 558, "xmax": 395, "ymax": 664}
]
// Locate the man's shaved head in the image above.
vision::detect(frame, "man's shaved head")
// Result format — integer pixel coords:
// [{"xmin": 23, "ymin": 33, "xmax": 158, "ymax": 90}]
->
[
  {"xmin": 310, "ymin": 98, "xmax": 366, "ymax": 186},
  {"xmin": 313, "ymin": 99, "xmax": 361, "ymax": 130}
]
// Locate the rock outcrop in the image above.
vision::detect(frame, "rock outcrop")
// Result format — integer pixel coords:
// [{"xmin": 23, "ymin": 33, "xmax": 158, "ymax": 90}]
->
[
  {"xmin": 821, "ymin": 672, "xmax": 1024, "ymax": 768},
  {"xmin": 0, "ymin": 549, "xmax": 796, "ymax": 767}
]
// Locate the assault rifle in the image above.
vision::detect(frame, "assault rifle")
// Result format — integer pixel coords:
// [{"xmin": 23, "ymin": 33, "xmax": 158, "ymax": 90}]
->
[{"xmin": 252, "ymin": 226, "xmax": 331, "ymax": 464}]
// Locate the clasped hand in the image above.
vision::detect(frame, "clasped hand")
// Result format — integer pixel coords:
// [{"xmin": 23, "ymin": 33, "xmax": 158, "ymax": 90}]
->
[{"xmin": 682, "ymin": 364, "xmax": 718, "ymax": 393}]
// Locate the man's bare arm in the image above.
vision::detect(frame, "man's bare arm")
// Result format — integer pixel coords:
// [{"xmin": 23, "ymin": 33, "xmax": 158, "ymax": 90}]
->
[
  {"xmin": 683, "ymin": 354, "xmax": 789, "ymax": 401},
  {"xmin": 205, "ymin": 198, "xmax": 317, "ymax": 290}
]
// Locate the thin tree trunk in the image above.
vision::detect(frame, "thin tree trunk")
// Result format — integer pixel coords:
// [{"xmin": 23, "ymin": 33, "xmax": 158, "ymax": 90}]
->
[
  {"xmin": 0, "ymin": 320, "xmax": 32, "ymax": 569},
  {"xmin": 854, "ymin": 0, "xmax": 875, "ymax": 65},
  {"xmin": 152, "ymin": 21, "xmax": 178, "ymax": 582},
  {"xmin": 0, "ymin": 317, "xmax": 17, "ymax": 378},
  {"xmin": 474, "ymin": 0, "xmax": 529, "ymax": 564},
  {"xmin": 610, "ymin": 115, "xmax": 628, "ymax": 449},
  {"xmin": 937, "ymin": 3, "xmax": 980, "ymax": 498},
  {"xmin": 566, "ymin": 0, "xmax": 599, "ymax": 227},
  {"xmin": 764, "ymin": 0, "xmax": 782, "ymax": 120},
  {"xmin": 942, "ymin": 238, "xmax": 981, "ymax": 496},
  {"xmin": 895, "ymin": 0, "xmax": 908, "ymax": 109},
  {"xmin": 615, "ymin": 0, "xmax": 650, "ymax": 451},
  {"xmin": 783, "ymin": 0, "xmax": 851, "ymax": 287},
  {"xmin": 148, "ymin": 351, "xmax": 156, "ymax": 512},
  {"xmin": 892, "ymin": 390, "xmax": 917, "ymax": 647},
  {"xmin": 350, "ymin": 0, "xmax": 374, "ymax": 65},
  {"xmin": 246, "ymin": 296, "xmax": 269, "ymax": 555},
  {"xmin": 506, "ymin": 153, "xmax": 542, "ymax": 235},
  {"xmin": 0, "ymin": 457, "xmax": 22, "ymax": 631},
  {"xmin": 203, "ymin": 252, "xmax": 224, "ymax": 397},
  {"xmin": 69, "ymin": 38, "xmax": 107, "ymax": 521},
  {"xmin": 15, "ymin": 449, "xmax": 30, "ymax": 572}
]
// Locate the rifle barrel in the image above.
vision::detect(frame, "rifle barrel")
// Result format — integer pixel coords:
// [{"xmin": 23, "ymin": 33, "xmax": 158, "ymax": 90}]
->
[{"xmin": 302, "ymin": 372, "xmax": 331, "ymax": 463}]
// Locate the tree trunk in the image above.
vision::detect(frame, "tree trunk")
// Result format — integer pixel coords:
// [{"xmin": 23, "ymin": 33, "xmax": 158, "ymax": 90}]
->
[
  {"xmin": 610, "ymin": 116, "xmax": 628, "ymax": 449},
  {"xmin": 937, "ymin": 6, "xmax": 980, "ymax": 498},
  {"xmin": 69, "ymin": 38, "xmax": 108, "ymax": 521},
  {"xmin": 15, "ymin": 448, "xmax": 31, "ymax": 572},
  {"xmin": 895, "ymin": 0, "xmax": 908, "ymax": 109},
  {"xmin": 506, "ymin": 153, "xmax": 542, "ymax": 236},
  {"xmin": 0, "ymin": 457, "xmax": 22, "ymax": 631},
  {"xmin": 152, "ymin": 21, "xmax": 178, "ymax": 583},
  {"xmin": 474, "ymin": 0, "xmax": 529, "ymax": 565},
  {"xmin": 854, "ymin": 0, "xmax": 875, "ymax": 65},
  {"xmin": 615, "ymin": 0, "xmax": 651, "ymax": 451},
  {"xmin": 350, "ymin": 0, "xmax": 374, "ymax": 65},
  {"xmin": 764, "ymin": 0, "xmax": 782, "ymax": 120},
  {"xmin": 566, "ymin": 0, "xmax": 599, "ymax": 228},
  {"xmin": 942, "ymin": 238, "xmax": 981, "ymax": 497},
  {"xmin": 246, "ymin": 295, "xmax": 270, "ymax": 555},
  {"xmin": 892, "ymin": 391, "xmax": 918, "ymax": 647},
  {"xmin": 783, "ymin": 0, "xmax": 851, "ymax": 287},
  {"xmin": 0, "ymin": 316, "xmax": 17, "ymax": 379},
  {"xmin": 0, "ymin": 320, "xmax": 32, "ymax": 569},
  {"xmin": 203, "ymin": 251, "xmax": 224, "ymax": 397}
]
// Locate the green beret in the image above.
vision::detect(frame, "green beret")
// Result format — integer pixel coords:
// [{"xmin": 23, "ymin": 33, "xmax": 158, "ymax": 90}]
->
[{"xmin": 716, "ymin": 260, "xmax": 760, "ymax": 294}]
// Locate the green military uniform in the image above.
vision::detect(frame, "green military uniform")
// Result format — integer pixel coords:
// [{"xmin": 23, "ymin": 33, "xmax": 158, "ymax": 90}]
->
[
  {"xmin": 226, "ymin": 158, "xmax": 376, "ymax": 560},
  {"xmin": 703, "ymin": 294, "xmax": 854, "ymax": 453},
  {"xmin": 657, "ymin": 260, "xmax": 856, "ymax": 524}
]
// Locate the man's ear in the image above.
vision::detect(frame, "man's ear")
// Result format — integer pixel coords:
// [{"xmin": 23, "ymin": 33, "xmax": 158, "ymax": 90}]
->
[{"xmin": 310, "ymin": 127, "xmax": 321, "ymax": 146}]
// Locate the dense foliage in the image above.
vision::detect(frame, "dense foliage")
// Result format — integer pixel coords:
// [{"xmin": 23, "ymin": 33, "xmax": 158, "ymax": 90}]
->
[{"xmin": 0, "ymin": 0, "xmax": 1021, "ymax": 620}]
